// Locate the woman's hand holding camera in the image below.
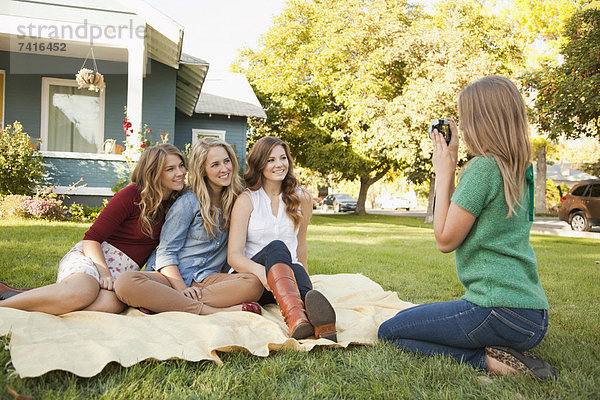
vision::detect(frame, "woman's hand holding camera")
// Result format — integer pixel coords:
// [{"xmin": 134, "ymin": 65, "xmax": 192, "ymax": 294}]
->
[{"xmin": 432, "ymin": 118, "xmax": 459, "ymax": 183}]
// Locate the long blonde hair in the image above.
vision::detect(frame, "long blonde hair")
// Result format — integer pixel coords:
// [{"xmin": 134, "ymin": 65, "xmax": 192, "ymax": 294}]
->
[
  {"xmin": 130, "ymin": 143, "xmax": 185, "ymax": 237},
  {"xmin": 188, "ymin": 137, "xmax": 242, "ymax": 237},
  {"xmin": 458, "ymin": 75, "xmax": 532, "ymax": 217},
  {"xmin": 244, "ymin": 136, "xmax": 303, "ymax": 228}
]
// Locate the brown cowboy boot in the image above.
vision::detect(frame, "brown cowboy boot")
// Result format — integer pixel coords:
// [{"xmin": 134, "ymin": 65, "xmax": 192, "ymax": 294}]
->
[
  {"xmin": 305, "ymin": 289, "xmax": 337, "ymax": 342},
  {"xmin": 267, "ymin": 263, "xmax": 313, "ymax": 339}
]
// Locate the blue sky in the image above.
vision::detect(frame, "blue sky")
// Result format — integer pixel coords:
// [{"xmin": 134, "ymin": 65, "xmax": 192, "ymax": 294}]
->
[
  {"xmin": 144, "ymin": 0, "xmax": 437, "ymax": 74},
  {"xmin": 144, "ymin": 0, "xmax": 287, "ymax": 73}
]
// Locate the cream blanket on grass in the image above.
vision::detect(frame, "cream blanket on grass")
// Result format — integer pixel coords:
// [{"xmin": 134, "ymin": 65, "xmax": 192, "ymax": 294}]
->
[{"xmin": 0, "ymin": 273, "xmax": 414, "ymax": 378}]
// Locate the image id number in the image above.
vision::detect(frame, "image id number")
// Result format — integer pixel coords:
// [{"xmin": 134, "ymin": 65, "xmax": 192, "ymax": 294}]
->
[{"xmin": 18, "ymin": 42, "xmax": 67, "ymax": 52}]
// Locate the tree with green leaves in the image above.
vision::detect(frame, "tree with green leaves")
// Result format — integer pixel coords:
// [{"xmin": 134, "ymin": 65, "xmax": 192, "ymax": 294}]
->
[
  {"xmin": 381, "ymin": 0, "xmax": 525, "ymax": 220},
  {"xmin": 239, "ymin": 0, "xmax": 524, "ymax": 215},
  {"xmin": 528, "ymin": 7, "xmax": 600, "ymax": 138},
  {"xmin": 239, "ymin": 0, "xmax": 414, "ymax": 214},
  {"xmin": 522, "ymin": 6, "xmax": 600, "ymax": 211},
  {"xmin": 510, "ymin": 0, "xmax": 584, "ymax": 61}
]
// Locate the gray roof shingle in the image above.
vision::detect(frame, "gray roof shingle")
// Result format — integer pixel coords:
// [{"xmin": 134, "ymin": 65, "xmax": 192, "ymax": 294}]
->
[{"xmin": 195, "ymin": 72, "xmax": 267, "ymax": 119}]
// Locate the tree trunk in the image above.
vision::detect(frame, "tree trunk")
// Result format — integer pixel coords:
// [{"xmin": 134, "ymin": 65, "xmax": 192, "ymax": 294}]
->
[
  {"xmin": 356, "ymin": 177, "xmax": 370, "ymax": 215},
  {"xmin": 535, "ymin": 146, "xmax": 547, "ymax": 214},
  {"xmin": 355, "ymin": 166, "xmax": 390, "ymax": 215},
  {"xmin": 425, "ymin": 174, "xmax": 435, "ymax": 223}
]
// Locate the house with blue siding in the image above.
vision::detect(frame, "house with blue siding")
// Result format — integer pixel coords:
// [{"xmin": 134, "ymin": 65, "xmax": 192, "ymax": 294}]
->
[
  {"xmin": 175, "ymin": 71, "xmax": 267, "ymax": 169},
  {"xmin": 0, "ymin": 0, "xmax": 265, "ymax": 206}
]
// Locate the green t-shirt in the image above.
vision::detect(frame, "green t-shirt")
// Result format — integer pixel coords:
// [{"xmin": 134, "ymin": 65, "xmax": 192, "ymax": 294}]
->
[{"xmin": 451, "ymin": 156, "xmax": 549, "ymax": 310}]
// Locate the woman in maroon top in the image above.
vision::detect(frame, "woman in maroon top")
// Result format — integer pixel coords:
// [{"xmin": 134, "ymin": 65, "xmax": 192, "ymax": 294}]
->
[{"xmin": 0, "ymin": 144, "xmax": 186, "ymax": 315}]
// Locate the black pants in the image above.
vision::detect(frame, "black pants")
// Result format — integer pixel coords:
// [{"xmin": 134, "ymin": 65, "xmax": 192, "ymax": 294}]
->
[{"xmin": 251, "ymin": 240, "xmax": 312, "ymax": 304}]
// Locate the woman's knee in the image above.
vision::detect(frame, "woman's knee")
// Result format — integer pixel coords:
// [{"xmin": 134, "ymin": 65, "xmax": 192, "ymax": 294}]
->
[
  {"xmin": 266, "ymin": 240, "xmax": 286, "ymax": 250},
  {"xmin": 58, "ymin": 278, "xmax": 100, "ymax": 310},
  {"xmin": 114, "ymin": 271, "xmax": 144, "ymax": 298},
  {"xmin": 239, "ymin": 273, "xmax": 265, "ymax": 299},
  {"xmin": 265, "ymin": 240, "xmax": 291, "ymax": 258},
  {"xmin": 378, "ymin": 319, "xmax": 393, "ymax": 340},
  {"xmin": 377, "ymin": 314, "xmax": 407, "ymax": 341},
  {"xmin": 249, "ymin": 274, "xmax": 266, "ymax": 298},
  {"xmin": 84, "ymin": 290, "xmax": 126, "ymax": 313}
]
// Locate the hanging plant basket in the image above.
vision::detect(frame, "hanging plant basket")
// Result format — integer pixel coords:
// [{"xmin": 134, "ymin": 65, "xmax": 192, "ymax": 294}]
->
[
  {"xmin": 76, "ymin": 68, "xmax": 105, "ymax": 92},
  {"xmin": 75, "ymin": 48, "xmax": 106, "ymax": 92}
]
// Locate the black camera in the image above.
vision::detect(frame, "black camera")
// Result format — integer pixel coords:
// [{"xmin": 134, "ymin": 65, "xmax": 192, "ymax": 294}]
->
[{"xmin": 429, "ymin": 119, "xmax": 451, "ymax": 144}]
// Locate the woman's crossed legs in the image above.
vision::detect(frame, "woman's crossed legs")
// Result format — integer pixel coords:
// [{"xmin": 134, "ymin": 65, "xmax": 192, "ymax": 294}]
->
[{"xmin": 114, "ymin": 271, "xmax": 264, "ymax": 314}]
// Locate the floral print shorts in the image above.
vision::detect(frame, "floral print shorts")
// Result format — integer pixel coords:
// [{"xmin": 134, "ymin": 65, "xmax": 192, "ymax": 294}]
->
[{"xmin": 56, "ymin": 241, "xmax": 140, "ymax": 283}]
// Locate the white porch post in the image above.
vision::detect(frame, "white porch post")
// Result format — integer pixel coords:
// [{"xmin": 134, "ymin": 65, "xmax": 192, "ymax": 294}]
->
[{"xmin": 125, "ymin": 40, "xmax": 145, "ymax": 159}]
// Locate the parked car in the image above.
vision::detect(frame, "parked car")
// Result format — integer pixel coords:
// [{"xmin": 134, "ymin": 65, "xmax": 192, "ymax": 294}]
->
[
  {"xmin": 379, "ymin": 192, "xmax": 418, "ymax": 211},
  {"xmin": 322, "ymin": 193, "xmax": 357, "ymax": 213},
  {"xmin": 558, "ymin": 180, "xmax": 600, "ymax": 232}
]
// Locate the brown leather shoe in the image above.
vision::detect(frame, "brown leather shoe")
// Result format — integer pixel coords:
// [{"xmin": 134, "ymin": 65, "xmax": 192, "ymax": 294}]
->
[
  {"xmin": 267, "ymin": 263, "xmax": 313, "ymax": 339},
  {"xmin": 305, "ymin": 289, "xmax": 337, "ymax": 342},
  {"xmin": 0, "ymin": 281, "xmax": 30, "ymax": 300},
  {"xmin": 241, "ymin": 302, "xmax": 262, "ymax": 315}
]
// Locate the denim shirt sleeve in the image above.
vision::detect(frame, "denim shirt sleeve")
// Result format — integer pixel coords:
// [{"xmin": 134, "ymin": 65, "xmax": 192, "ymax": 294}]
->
[{"xmin": 154, "ymin": 191, "xmax": 197, "ymax": 270}]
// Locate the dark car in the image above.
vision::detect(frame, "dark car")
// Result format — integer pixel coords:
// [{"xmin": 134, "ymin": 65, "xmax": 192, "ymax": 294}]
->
[
  {"xmin": 558, "ymin": 180, "xmax": 600, "ymax": 231},
  {"xmin": 322, "ymin": 193, "xmax": 357, "ymax": 213}
]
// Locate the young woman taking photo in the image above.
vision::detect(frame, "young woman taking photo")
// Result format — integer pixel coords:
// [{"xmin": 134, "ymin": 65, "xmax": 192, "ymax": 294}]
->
[
  {"xmin": 115, "ymin": 138, "xmax": 264, "ymax": 315},
  {"xmin": 0, "ymin": 144, "xmax": 185, "ymax": 315},
  {"xmin": 378, "ymin": 76, "xmax": 557, "ymax": 380},
  {"xmin": 228, "ymin": 136, "xmax": 337, "ymax": 341}
]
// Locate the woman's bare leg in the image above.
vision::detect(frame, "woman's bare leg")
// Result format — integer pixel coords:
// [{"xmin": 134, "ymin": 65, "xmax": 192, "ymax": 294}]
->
[
  {"xmin": 82, "ymin": 289, "xmax": 127, "ymax": 314},
  {"xmin": 0, "ymin": 273, "xmax": 100, "ymax": 315}
]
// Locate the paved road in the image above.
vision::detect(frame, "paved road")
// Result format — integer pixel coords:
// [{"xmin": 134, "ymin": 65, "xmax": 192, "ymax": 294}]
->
[{"xmin": 315, "ymin": 208, "xmax": 600, "ymax": 240}]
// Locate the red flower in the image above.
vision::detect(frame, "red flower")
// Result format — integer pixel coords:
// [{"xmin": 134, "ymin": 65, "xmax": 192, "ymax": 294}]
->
[
  {"xmin": 122, "ymin": 118, "xmax": 127, "ymax": 124},
  {"xmin": 147, "ymin": 128, "xmax": 152, "ymax": 134},
  {"xmin": 125, "ymin": 133, "xmax": 130, "ymax": 137},
  {"xmin": 130, "ymin": 129, "xmax": 134, "ymax": 133},
  {"xmin": 126, "ymin": 122, "xmax": 132, "ymax": 129},
  {"xmin": 141, "ymin": 142, "xmax": 146, "ymax": 149}
]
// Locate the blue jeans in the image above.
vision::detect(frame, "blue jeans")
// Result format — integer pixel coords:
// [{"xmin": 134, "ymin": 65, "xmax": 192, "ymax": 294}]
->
[
  {"xmin": 250, "ymin": 240, "xmax": 312, "ymax": 304},
  {"xmin": 377, "ymin": 300, "xmax": 548, "ymax": 370}
]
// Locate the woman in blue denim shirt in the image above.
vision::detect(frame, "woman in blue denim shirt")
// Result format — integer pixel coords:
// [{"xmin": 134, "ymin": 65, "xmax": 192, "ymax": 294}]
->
[
  {"xmin": 378, "ymin": 76, "xmax": 557, "ymax": 380},
  {"xmin": 115, "ymin": 138, "xmax": 263, "ymax": 315}
]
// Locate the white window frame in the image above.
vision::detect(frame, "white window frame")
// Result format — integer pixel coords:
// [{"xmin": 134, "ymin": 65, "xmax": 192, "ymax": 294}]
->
[
  {"xmin": 191, "ymin": 128, "xmax": 226, "ymax": 144},
  {"xmin": 0, "ymin": 70, "xmax": 5, "ymax": 129},
  {"xmin": 40, "ymin": 77, "xmax": 105, "ymax": 153}
]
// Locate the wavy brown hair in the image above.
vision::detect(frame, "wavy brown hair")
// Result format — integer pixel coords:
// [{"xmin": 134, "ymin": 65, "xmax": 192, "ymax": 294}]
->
[
  {"xmin": 130, "ymin": 143, "xmax": 185, "ymax": 237},
  {"xmin": 458, "ymin": 75, "xmax": 532, "ymax": 217},
  {"xmin": 244, "ymin": 136, "xmax": 303, "ymax": 228},
  {"xmin": 188, "ymin": 137, "xmax": 242, "ymax": 237}
]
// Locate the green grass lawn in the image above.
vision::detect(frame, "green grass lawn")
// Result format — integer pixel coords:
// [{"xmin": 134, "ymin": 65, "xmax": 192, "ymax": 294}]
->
[{"xmin": 1, "ymin": 215, "xmax": 599, "ymax": 399}]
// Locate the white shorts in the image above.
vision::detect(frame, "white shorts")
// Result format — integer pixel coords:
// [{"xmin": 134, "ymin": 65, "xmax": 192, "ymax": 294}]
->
[{"xmin": 56, "ymin": 241, "xmax": 140, "ymax": 283}]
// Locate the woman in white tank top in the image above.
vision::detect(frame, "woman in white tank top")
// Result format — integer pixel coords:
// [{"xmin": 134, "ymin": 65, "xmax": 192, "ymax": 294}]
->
[{"xmin": 228, "ymin": 136, "xmax": 337, "ymax": 341}]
